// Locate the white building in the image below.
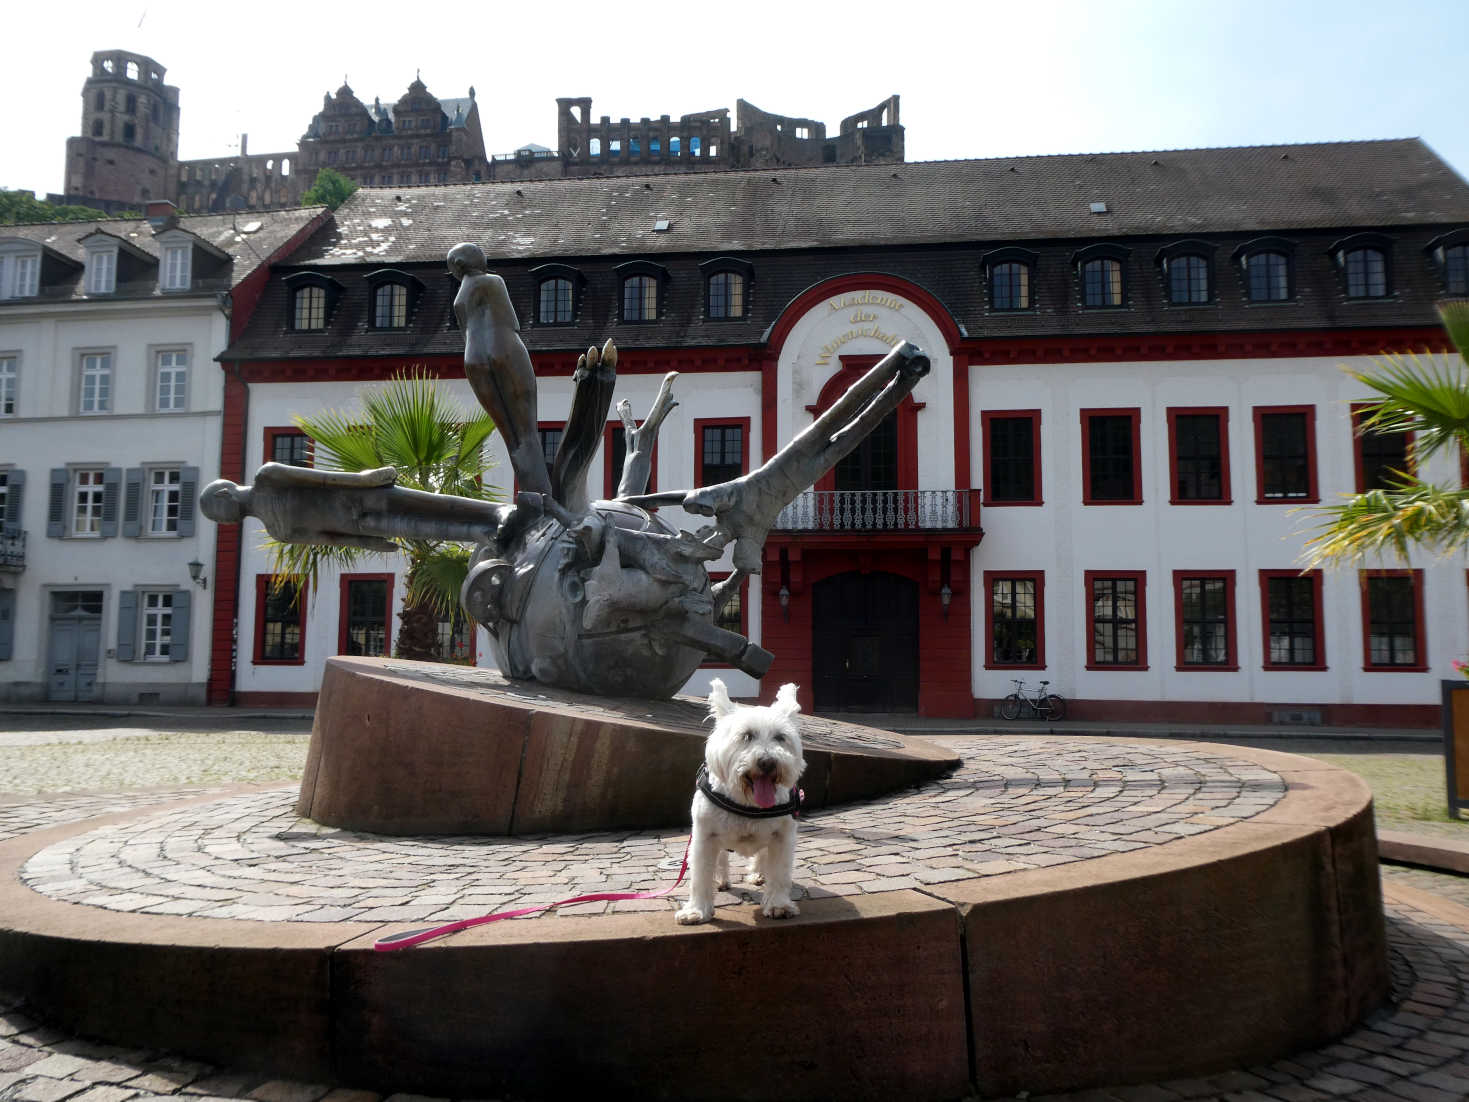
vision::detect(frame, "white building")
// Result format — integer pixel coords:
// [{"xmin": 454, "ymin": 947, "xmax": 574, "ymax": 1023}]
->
[
  {"xmin": 0, "ymin": 203, "xmax": 324, "ymax": 703},
  {"xmin": 212, "ymin": 140, "xmax": 1469, "ymax": 726}
]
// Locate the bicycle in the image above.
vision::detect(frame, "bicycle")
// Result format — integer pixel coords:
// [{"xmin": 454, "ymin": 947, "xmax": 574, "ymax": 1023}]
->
[{"xmin": 999, "ymin": 679, "xmax": 1067, "ymax": 721}]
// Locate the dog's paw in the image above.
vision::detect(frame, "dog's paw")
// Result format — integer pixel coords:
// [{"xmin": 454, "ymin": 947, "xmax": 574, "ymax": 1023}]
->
[
  {"xmin": 761, "ymin": 898, "xmax": 799, "ymax": 919},
  {"xmin": 715, "ymin": 876, "xmax": 730, "ymax": 891},
  {"xmin": 675, "ymin": 905, "xmax": 713, "ymax": 925},
  {"xmin": 742, "ymin": 871, "xmax": 766, "ymax": 886}
]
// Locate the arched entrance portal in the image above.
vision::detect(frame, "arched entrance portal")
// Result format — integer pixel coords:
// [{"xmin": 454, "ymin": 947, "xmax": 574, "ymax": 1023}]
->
[{"xmin": 811, "ymin": 571, "xmax": 918, "ymax": 713}]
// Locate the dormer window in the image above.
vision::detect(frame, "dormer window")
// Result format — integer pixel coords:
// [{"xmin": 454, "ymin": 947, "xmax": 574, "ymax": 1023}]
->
[
  {"xmin": 1330, "ymin": 234, "xmax": 1393, "ymax": 299},
  {"xmin": 161, "ymin": 244, "xmax": 190, "ymax": 291},
  {"xmin": 1236, "ymin": 238, "xmax": 1295, "ymax": 303},
  {"xmin": 981, "ymin": 248, "xmax": 1038, "ymax": 311},
  {"xmin": 1426, "ymin": 230, "xmax": 1469, "ymax": 296},
  {"xmin": 1156, "ymin": 241, "xmax": 1216, "ymax": 306},
  {"xmin": 86, "ymin": 247, "xmax": 117, "ymax": 295},
  {"xmin": 700, "ymin": 257, "xmax": 754, "ymax": 320},
  {"xmin": 616, "ymin": 261, "xmax": 670, "ymax": 324},
  {"xmin": 284, "ymin": 272, "xmax": 344, "ymax": 332},
  {"xmin": 528, "ymin": 264, "xmax": 584, "ymax": 326},
  {"xmin": 374, "ymin": 283, "xmax": 407, "ymax": 327},
  {"xmin": 294, "ymin": 286, "xmax": 327, "ymax": 329},
  {"xmin": 365, "ymin": 269, "xmax": 424, "ymax": 330},
  {"xmin": 1074, "ymin": 244, "xmax": 1130, "ymax": 308},
  {"xmin": 0, "ymin": 247, "xmax": 41, "ymax": 300}
]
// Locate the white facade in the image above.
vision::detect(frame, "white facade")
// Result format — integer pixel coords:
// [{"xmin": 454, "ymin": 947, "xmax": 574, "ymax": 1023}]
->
[{"xmin": 0, "ymin": 294, "xmax": 226, "ymax": 703}]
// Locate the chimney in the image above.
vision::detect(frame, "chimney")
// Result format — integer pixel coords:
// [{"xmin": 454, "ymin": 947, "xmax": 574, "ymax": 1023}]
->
[
  {"xmin": 240, "ymin": 133, "xmax": 248, "ymax": 157},
  {"xmin": 146, "ymin": 199, "xmax": 179, "ymax": 228}
]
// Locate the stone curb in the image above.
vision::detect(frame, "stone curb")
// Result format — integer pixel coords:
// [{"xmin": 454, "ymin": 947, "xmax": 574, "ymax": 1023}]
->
[{"xmin": 1378, "ymin": 829, "xmax": 1469, "ymax": 876}]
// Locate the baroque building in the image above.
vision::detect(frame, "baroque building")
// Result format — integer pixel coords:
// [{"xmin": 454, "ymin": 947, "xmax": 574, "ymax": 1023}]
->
[
  {"xmin": 204, "ymin": 138, "xmax": 1469, "ymax": 727},
  {"xmin": 0, "ymin": 202, "xmax": 327, "ymax": 702}
]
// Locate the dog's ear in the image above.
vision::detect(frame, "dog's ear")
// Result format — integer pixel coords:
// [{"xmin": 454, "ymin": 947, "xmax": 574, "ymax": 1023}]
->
[
  {"xmin": 773, "ymin": 682, "xmax": 801, "ymax": 719},
  {"xmin": 707, "ymin": 678, "xmax": 735, "ymax": 719}
]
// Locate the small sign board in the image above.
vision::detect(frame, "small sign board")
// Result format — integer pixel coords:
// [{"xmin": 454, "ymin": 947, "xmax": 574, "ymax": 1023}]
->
[{"xmin": 1441, "ymin": 680, "xmax": 1469, "ymax": 819}]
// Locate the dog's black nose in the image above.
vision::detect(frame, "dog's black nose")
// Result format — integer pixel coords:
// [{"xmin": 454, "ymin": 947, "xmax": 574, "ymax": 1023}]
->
[{"xmin": 756, "ymin": 755, "xmax": 777, "ymax": 774}]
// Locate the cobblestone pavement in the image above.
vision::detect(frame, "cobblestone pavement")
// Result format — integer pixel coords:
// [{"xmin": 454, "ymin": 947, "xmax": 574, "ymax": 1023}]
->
[
  {"xmin": 0, "ymin": 733, "xmax": 1466, "ymax": 1101},
  {"xmin": 18, "ymin": 740, "xmax": 1284, "ymax": 923}
]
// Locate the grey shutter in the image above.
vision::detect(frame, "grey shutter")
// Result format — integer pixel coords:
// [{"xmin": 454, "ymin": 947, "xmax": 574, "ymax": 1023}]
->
[
  {"xmin": 122, "ymin": 468, "xmax": 143, "ymax": 538},
  {"xmin": 0, "ymin": 589, "xmax": 13, "ymax": 661},
  {"xmin": 47, "ymin": 468, "xmax": 67, "ymax": 538},
  {"xmin": 99, "ymin": 466, "xmax": 122, "ymax": 538},
  {"xmin": 116, "ymin": 588, "xmax": 137, "ymax": 662},
  {"xmin": 3, "ymin": 470, "xmax": 24, "ymax": 530},
  {"xmin": 169, "ymin": 589, "xmax": 191, "ymax": 662},
  {"xmin": 177, "ymin": 466, "xmax": 199, "ymax": 538}
]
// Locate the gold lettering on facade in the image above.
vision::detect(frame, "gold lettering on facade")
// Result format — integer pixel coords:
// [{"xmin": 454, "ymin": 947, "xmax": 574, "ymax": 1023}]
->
[{"xmin": 816, "ymin": 292, "xmax": 908, "ymax": 365}]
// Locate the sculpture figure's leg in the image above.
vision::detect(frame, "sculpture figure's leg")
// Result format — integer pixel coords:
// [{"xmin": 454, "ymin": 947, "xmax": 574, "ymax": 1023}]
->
[
  {"xmin": 616, "ymin": 372, "xmax": 679, "ymax": 498},
  {"xmin": 466, "ymin": 354, "xmax": 553, "ymax": 499},
  {"xmin": 552, "ymin": 341, "xmax": 618, "ymax": 514}
]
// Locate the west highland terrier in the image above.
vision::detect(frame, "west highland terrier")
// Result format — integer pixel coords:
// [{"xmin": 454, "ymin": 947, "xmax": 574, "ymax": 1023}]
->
[{"xmin": 676, "ymin": 679, "xmax": 807, "ymax": 925}]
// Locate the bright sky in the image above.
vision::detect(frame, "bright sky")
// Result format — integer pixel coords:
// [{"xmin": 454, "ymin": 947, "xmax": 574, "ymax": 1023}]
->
[{"xmin": 3, "ymin": 0, "xmax": 1466, "ymax": 200}]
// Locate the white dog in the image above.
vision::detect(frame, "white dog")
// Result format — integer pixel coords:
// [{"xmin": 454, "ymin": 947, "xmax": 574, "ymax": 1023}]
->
[{"xmin": 676, "ymin": 679, "xmax": 807, "ymax": 925}]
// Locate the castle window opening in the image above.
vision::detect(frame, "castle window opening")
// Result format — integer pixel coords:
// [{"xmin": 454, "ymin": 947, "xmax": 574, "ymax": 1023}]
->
[
  {"xmin": 126, "ymin": 61, "xmax": 139, "ymax": 80},
  {"xmin": 94, "ymin": 90, "xmax": 105, "ymax": 110},
  {"xmin": 92, "ymin": 119, "xmax": 104, "ymax": 137},
  {"xmin": 126, "ymin": 93, "xmax": 137, "ymax": 115},
  {"xmin": 122, "ymin": 122, "xmax": 136, "ymax": 144}
]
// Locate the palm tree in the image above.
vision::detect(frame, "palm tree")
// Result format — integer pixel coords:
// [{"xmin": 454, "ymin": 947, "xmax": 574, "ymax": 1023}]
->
[
  {"xmin": 267, "ymin": 369, "xmax": 496, "ymax": 661},
  {"xmin": 1304, "ymin": 301, "xmax": 1469, "ymax": 569}
]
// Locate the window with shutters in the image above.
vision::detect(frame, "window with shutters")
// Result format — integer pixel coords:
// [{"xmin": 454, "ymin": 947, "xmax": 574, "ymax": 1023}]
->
[
  {"xmin": 140, "ymin": 591, "xmax": 174, "ymax": 660},
  {"xmin": 147, "ymin": 468, "xmax": 181, "ymax": 535},
  {"xmin": 71, "ymin": 469, "xmax": 106, "ymax": 537}
]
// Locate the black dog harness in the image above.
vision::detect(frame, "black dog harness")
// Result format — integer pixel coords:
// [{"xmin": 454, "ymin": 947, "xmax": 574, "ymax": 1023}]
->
[{"xmin": 695, "ymin": 763, "xmax": 802, "ymax": 819}]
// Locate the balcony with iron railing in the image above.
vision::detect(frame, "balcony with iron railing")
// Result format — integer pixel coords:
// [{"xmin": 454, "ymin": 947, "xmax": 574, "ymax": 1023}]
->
[
  {"xmin": 0, "ymin": 529, "xmax": 24, "ymax": 572},
  {"xmin": 774, "ymin": 489, "xmax": 982, "ymax": 536}
]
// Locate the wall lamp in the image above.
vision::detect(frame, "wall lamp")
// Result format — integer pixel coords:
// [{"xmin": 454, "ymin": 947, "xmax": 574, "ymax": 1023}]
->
[
  {"xmin": 940, "ymin": 583, "xmax": 953, "ymax": 619},
  {"xmin": 187, "ymin": 559, "xmax": 209, "ymax": 590},
  {"xmin": 777, "ymin": 584, "xmax": 790, "ymax": 622}
]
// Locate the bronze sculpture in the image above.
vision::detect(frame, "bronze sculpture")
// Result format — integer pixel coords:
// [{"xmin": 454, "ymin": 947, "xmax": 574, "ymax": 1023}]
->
[{"xmin": 201, "ymin": 244, "xmax": 930, "ymax": 698}]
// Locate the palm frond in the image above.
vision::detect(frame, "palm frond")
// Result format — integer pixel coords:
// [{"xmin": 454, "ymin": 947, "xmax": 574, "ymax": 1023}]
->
[
  {"xmin": 1302, "ymin": 480, "xmax": 1469, "ymax": 569},
  {"xmin": 1440, "ymin": 299, "xmax": 1469, "ymax": 365},
  {"xmin": 1346, "ymin": 350, "xmax": 1469, "ymax": 464},
  {"xmin": 405, "ymin": 543, "xmax": 473, "ymax": 616},
  {"xmin": 263, "ymin": 538, "xmax": 373, "ymax": 604}
]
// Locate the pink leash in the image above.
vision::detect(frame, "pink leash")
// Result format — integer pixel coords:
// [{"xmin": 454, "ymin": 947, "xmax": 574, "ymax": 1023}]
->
[{"xmin": 372, "ymin": 834, "xmax": 692, "ymax": 951}]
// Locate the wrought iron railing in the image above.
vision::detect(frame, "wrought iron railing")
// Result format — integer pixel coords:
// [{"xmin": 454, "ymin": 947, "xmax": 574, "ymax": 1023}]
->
[
  {"xmin": 774, "ymin": 489, "xmax": 980, "ymax": 532},
  {"xmin": 0, "ymin": 529, "xmax": 24, "ymax": 571}
]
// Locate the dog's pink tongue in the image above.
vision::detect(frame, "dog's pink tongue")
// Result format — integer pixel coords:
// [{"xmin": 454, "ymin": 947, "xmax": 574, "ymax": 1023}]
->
[{"xmin": 752, "ymin": 775, "xmax": 778, "ymax": 808}]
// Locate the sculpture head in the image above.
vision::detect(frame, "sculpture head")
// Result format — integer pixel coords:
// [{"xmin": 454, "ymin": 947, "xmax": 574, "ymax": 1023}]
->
[
  {"xmin": 447, "ymin": 241, "xmax": 488, "ymax": 280},
  {"xmin": 199, "ymin": 479, "xmax": 250, "ymax": 524}
]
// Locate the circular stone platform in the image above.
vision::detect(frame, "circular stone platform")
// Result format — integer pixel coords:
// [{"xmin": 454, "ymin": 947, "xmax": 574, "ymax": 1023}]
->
[
  {"xmin": 0, "ymin": 737, "xmax": 1387, "ymax": 1102},
  {"xmin": 297, "ymin": 656, "xmax": 960, "ymax": 834}
]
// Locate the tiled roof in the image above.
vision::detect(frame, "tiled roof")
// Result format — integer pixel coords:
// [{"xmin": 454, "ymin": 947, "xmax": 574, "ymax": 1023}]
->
[
  {"xmin": 298, "ymin": 139, "xmax": 1469, "ymax": 267},
  {"xmin": 0, "ymin": 207, "xmax": 326, "ymax": 290}
]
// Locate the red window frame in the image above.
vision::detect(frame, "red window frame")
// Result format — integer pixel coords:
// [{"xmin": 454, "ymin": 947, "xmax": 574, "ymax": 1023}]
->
[
  {"xmin": 1252, "ymin": 405, "xmax": 1318, "ymax": 504},
  {"xmin": 1172, "ymin": 570, "xmax": 1238, "ymax": 671},
  {"xmin": 981, "ymin": 410, "xmax": 1043, "ymax": 506},
  {"xmin": 693, "ymin": 417, "xmax": 750, "ymax": 487},
  {"xmin": 262, "ymin": 426, "xmax": 312, "ymax": 468},
  {"xmin": 983, "ymin": 570, "xmax": 1045, "ymax": 669},
  {"xmin": 1080, "ymin": 408, "xmax": 1142, "ymax": 505},
  {"xmin": 1259, "ymin": 569, "xmax": 1326, "ymax": 672},
  {"xmin": 1359, "ymin": 568, "xmax": 1427, "ymax": 672},
  {"xmin": 1084, "ymin": 569, "xmax": 1148, "ymax": 670},
  {"xmin": 603, "ymin": 421, "xmax": 658, "ymax": 499},
  {"xmin": 701, "ymin": 570, "xmax": 750, "ymax": 666},
  {"xmin": 1351, "ymin": 402, "xmax": 1415, "ymax": 494},
  {"xmin": 1166, "ymin": 407, "xmax": 1231, "ymax": 505},
  {"xmin": 337, "ymin": 572, "xmax": 395, "ymax": 657},
  {"xmin": 253, "ymin": 575, "xmax": 307, "ymax": 666}
]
